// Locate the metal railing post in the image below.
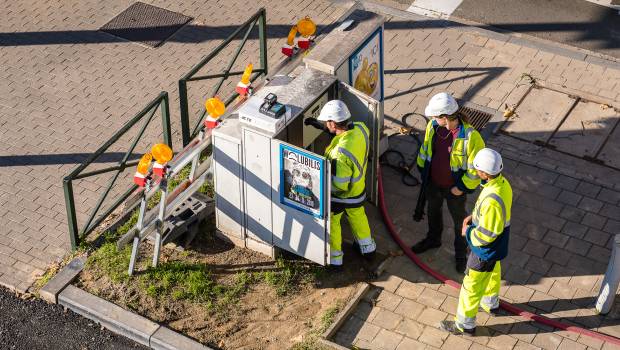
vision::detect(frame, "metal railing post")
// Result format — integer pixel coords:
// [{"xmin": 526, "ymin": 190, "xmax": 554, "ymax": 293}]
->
[
  {"xmin": 161, "ymin": 92, "xmax": 172, "ymax": 148},
  {"xmin": 178, "ymin": 80, "xmax": 191, "ymax": 147},
  {"xmin": 63, "ymin": 178, "xmax": 79, "ymax": 250},
  {"xmin": 259, "ymin": 8, "xmax": 268, "ymax": 77}
]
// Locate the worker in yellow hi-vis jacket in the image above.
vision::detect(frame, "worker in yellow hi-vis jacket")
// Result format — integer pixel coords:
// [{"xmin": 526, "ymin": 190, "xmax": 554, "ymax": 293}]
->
[
  {"xmin": 305, "ymin": 100, "xmax": 376, "ymax": 269},
  {"xmin": 411, "ymin": 92, "xmax": 486, "ymax": 274},
  {"xmin": 440, "ymin": 148, "xmax": 512, "ymax": 335}
]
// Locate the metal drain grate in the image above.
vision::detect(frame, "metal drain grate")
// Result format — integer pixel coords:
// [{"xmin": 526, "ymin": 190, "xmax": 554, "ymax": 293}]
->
[
  {"xmin": 459, "ymin": 106, "xmax": 493, "ymax": 131},
  {"xmin": 100, "ymin": 2, "xmax": 192, "ymax": 47}
]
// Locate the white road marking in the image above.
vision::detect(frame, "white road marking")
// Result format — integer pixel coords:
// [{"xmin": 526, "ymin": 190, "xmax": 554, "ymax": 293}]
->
[
  {"xmin": 406, "ymin": 0, "xmax": 465, "ymax": 19},
  {"xmin": 583, "ymin": 0, "xmax": 620, "ymax": 13}
]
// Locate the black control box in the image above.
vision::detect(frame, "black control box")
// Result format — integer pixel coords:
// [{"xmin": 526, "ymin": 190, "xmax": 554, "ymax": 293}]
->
[{"xmin": 259, "ymin": 93, "xmax": 286, "ymax": 119}]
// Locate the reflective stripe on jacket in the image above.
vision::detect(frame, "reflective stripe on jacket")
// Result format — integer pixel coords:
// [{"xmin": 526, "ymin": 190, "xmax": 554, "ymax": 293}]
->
[
  {"xmin": 416, "ymin": 119, "xmax": 485, "ymax": 193},
  {"xmin": 325, "ymin": 122, "xmax": 369, "ymax": 206},
  {"xmin": 466, "ymin": 174, "xmax": 513, "ymax": 261}
]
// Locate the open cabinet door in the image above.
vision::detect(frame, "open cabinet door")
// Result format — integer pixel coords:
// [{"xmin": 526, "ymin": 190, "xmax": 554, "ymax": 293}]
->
[
  {"xmin": 270, "ymin": 139, "xmax": 330, "ymax": 265},
  {"xmin": 338, "ymin": 81, "xmax": 382, "ymax": 205}
]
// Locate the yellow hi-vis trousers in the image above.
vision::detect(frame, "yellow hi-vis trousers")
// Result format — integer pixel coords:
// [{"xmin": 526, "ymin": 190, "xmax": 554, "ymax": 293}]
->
[
  {"xmin": 329, "ymin": 206, "xmax": 376, "ymax": 266},
  {"xmin": 455, "ymin": 261, "xmax": 501, "ymax": 330}
]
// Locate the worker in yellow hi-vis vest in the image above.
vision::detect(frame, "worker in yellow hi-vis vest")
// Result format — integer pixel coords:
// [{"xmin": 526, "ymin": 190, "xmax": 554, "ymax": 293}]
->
[
  {"xmin": 411, "ymin": 92, "xmax": 486, "ymax": 274},
  {"xmin": 440, "ymin": 148, "xmax": 512, "ymax": 335},
  {"xmin": 305, "ymin": 100, "xmax": 376, "ymax": 269}
]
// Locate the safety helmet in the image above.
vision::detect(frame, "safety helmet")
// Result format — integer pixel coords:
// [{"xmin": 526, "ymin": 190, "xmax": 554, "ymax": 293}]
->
[
  {"xmin": 317, "ymin": 100, "xmax": 351, "ymax": 122},
  {"xmin": 473, "ymin": 148, "xmax": 503, "ymax": 175},
  {"xmin": 425, "ymin": 92, "xmax": 459, "ymax": 118}
]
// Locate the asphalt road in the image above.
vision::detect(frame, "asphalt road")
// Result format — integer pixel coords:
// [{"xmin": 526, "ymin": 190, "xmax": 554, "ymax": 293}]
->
[
  {"xmin": 454, "ymin": 0, "xmax": 620, "ymax": 58},
  {"xmin": 0, "ymin": 287, "xmax": 147, "ymax": 350},
  {"xmin": 408, "ymin": 0, "xmax": 620, "ymax": 59}
]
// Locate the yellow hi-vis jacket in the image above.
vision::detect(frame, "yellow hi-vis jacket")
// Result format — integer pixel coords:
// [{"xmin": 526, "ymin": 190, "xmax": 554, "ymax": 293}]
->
[
  {"xmin": 325, "ymin": 122, "xmax": 369, "ymax": 206},
  {"xmin": 466, "ymin": 174, "xmax": 512, "ymax": 261},
  {"xmin": 416, "ymin": 119, "xmax": 485, "ymax": 193}
]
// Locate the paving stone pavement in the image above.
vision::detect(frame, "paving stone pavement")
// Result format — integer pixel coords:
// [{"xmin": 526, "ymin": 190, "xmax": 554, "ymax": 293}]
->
[
  {"xmin": 2, "ymin": 0, "xmax": 620, "ymax": 347},
  {"xmin": 329, "ymin": 1, "xmax": 620, "ymax": 349},
  {"xmin": 0, "ymin": 0, "xmax": 349, "ymax": 292}
]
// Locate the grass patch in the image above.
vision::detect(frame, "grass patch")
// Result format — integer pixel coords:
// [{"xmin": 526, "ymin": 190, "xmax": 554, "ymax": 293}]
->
[
  {"xmin": 260, "ymin": 257, "xmax": 321, "ymax": 296},
  {"xmin": 290, "ymin": 300, "xmax": 345, "ymax": 350},
  {"xmin": 85, "ymin": 241, "xmax": 254, "ymax": 313},
  {"xmin": 319, "ymin": 302, "xmax": 343, "ymax": 333}
]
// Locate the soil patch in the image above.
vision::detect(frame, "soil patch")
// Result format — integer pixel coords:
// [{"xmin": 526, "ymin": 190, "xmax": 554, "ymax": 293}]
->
[{"xmin": 76, "ymin": 221, "xmax": 383, "ymax": 349}]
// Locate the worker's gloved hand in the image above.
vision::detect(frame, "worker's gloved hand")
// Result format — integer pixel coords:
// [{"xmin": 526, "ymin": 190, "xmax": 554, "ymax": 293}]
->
[{"xmin": 304, "ymin": 118, "xmax": 325, "ymax": 131}]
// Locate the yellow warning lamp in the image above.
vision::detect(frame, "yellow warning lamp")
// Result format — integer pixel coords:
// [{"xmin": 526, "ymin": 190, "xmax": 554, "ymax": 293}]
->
[
  {"xmin": 297, "ymin": 17, "xmax": 316, "ymax": 38},
  {"xmin": 136, "ymin": 153, "xmax": 152, "ymax": 175},
  {"xmin": 151, "ymin": 144, "xmax": 173, "ymax": 177},
  {"xmin": 240, "ymin": 63, "xmax": 253, "ymax": 85},
  {"xmin": 134, "ymin": 153, "xmax": 153, "ymax": 187},
  {"xmin": 286, "ymin": 25, "xmax": 298, "ymax": 46},
  {"xmin": 205, "ymin": 97, "xmax": 226, "ymax": 119},
  {"xmin": 151, "ymin": 143, "xmax": 173, "ymax": 165},
  {"xmin": 205, "ymin": 97, "xmax": 226, "ymax": 129},
  {"xmin": 236, "ymin": 64, "xmax": 254, "ymax": 97}
]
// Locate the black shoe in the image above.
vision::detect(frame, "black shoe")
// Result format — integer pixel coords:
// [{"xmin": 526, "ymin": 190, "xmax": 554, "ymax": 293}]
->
[
  {"xmin": 479, "ymin": 306, "xmax": 501, "ymax": 316},
  {"xmin": 411, "ymin": 238, "xmax": 441, "ymax": 254},
  {"xmin": 362, "ymin": 251, "xmax": 376, "ymax": 261},
  {"xmin": 455, "ymin": 258, "xmax": 467, "ymax": 274},
  {"xmin": 439, "ymin": 320, "xmax": 475, "ymax": 336}
]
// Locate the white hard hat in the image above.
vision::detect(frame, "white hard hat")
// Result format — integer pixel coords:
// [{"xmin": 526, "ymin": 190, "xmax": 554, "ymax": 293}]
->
[
  {"xmin": 317, "ymin": 100, "xmax": 351, "ymax": 122},
  {"xmin": 425, "ymin": 92, "xmax": 459, "ymax": 117},
  {"xmin": 473, "ymin": 148, "xmax": 503, "ymax": 175}
]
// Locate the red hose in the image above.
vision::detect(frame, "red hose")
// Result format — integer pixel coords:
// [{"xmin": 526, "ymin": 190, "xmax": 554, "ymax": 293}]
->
[{"xmin": 377, "ymin": 168, "xmax": 620, "ymax": 346}]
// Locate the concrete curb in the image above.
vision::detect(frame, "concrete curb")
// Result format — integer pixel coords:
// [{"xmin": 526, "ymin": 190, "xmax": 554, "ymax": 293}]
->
[
  {"xmin": 320, "ymin": 282, "xmax": 371, "ymax": 348},
  {"xmin": 39, "ymin": 256, "xmax": 85, "ymax": 304},
  {"xmin": 43, "ymin": 257, "xmax": 211, "ymax": 349},
  {"xmin": 357, "ymin": 0, "xmax": 620, "ymax": 70},
  {"xmin": 58, "ymin": 285, "xmax": 212, "ymax": 349}
]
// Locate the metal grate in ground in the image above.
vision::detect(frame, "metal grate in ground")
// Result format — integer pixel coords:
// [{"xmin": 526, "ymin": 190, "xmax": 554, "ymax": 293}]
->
[
  {"xmin": 459, "ymin": 105, "xmax": 493, "ymax": 132},
  {"xmin": 100, "ymin": 2, "xmax": 192, "ymax": 47}
]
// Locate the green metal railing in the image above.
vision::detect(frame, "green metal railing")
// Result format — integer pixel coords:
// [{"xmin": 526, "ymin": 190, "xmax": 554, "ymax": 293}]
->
[
  {"xmin": 63, "ymin": 92, "xmax": 172, "ymax": 250},
  {"xmin": 178, "ymin": 7, "xmax": 268, "ymax": 146}
]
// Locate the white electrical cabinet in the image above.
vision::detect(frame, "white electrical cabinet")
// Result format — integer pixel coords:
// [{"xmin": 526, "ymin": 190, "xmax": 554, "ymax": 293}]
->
[{"xmin": 212, "ymin": 8, "xmax": 385, "ymax": 265}]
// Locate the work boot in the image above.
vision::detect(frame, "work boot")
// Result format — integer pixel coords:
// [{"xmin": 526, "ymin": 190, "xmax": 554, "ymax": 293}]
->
[
  {"xmin": 455, "ymin": 257, "xmax": 467, "ymax": 274},
  {"xmin": 353, "ymin": 241, "xmax": 377, "ymax": 261},
  {"xmin": 439, "ymin": 320, "xmax": 475, "ymax": 336},
  {"xmin": 411, "ymin": 238, "xmax": 441, "ymax": 254},
  {"xmin": 362, "ymin": 251, "xmax": 376, "ymax": 261}
]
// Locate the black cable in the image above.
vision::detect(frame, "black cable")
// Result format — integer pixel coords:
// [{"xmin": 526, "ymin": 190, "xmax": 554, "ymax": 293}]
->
[{"xmin": 379, "ymin": 112, "xmax": 428, "ymax": 187}]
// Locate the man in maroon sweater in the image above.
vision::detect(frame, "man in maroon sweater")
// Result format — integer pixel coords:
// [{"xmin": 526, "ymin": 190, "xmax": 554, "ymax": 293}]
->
[{"xmin": 411, "ymin": 93, "xmax": 486, "ymax": 273}]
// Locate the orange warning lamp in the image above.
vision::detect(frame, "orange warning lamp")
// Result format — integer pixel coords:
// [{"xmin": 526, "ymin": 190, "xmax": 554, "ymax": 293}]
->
[
  {"xmin": 151, "ymin": 144, "xmax": 173, "ymax": 164},
  {"xmin": 151, "ymin": 144, "xmax": 173, "ymax": 177},
  {"xmin": 134, "ymin": 153, "xmax": 153, "ymax": 187},
  {"xmin": 236, "ymin": 63, "xmax": 253, "ymax": 96},
  {"xmin": 282, "ymin": 25, "xmax": 298, "ymax": 57},
  {"xmin": 297, "ymin": 17, "xmax": 316, "ymax": 49},
  {"xmin": 204, "ymin": 97, "xmax": 226, "ymax": 129}
]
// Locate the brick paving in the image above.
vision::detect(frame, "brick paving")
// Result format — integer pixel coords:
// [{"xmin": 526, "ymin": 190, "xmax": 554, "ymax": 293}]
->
[
  {"xmin": 2, "ymin": 0, "xmax": 620, "ymax": 347},
  {"xmin": 0, "ymin": 0, "xmax": 348, "ymax": 292},
  {"xmin": 331, "ymin": 2, "xmax": 620, "ymax": 349}
]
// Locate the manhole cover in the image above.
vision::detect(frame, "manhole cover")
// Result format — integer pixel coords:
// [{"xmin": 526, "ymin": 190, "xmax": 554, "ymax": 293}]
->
[{"xmin": 100, "ymin": 2, "xmax": 192, "ymax": 47}]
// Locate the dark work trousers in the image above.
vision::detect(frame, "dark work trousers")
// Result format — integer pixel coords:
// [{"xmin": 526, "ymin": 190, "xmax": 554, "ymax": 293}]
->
[{"xmin": 425, "ymin": 181, "xmax": 468, "ymax": 260}]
